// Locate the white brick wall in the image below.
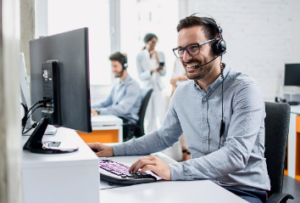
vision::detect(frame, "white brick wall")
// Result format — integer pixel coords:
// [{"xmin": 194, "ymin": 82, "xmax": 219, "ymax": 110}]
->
[{"xmin": 183, "ymin": 0, "xmax": 298, "ymax": 101}]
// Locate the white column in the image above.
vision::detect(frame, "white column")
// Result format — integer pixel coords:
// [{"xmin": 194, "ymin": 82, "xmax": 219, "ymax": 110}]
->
[{"xmin": 0, "ymin": 0, "xmax": 23, "ymax": 202}]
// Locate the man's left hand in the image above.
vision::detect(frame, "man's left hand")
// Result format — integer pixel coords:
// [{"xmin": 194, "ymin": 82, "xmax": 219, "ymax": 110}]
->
[{"xmin": 129, "ymin": 155, "xmax": 171, "ymax": 180}]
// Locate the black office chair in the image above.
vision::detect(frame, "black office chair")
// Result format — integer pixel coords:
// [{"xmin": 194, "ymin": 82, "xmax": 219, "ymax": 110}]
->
[
  {"xmin": 264, "ymin": 102, "xmax": 294, "ymax": 203},
  {"xmin": 122, "ymin": 88, "xmax": 153, "ymax": 141}
]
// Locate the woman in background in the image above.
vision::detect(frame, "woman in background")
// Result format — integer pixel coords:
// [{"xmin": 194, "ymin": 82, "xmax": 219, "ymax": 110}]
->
[{"xmin": 136, "ymin": 33, "xmax": 166, "ymax": 133}]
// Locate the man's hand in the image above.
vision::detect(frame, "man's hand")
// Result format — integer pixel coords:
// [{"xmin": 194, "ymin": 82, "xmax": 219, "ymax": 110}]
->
[
  {"xmin": 91, "ymin": 109, "xmax": 98, "ymax": 115},
  {"xmin": 87, "ymin": 142, "xmax": 114, "ymax": 157},
  {"xmin": 156, "ymin": 65, "xmax": 164, "ymax": 72},
  {"xmin": 129, "ymin": 155, "xmax": 171, "ymax": 180}
]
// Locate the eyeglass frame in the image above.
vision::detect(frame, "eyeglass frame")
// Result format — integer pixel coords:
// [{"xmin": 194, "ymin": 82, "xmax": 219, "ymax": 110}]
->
[{"xmin": 172, "ymin": 39, "xmax": 216, "ymax": 58}]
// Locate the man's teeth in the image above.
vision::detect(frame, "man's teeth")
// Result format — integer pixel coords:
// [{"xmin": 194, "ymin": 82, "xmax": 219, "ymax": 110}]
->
[{"xmin": 187, "ymin": 64, "xmax": 198, "ymax": 68}]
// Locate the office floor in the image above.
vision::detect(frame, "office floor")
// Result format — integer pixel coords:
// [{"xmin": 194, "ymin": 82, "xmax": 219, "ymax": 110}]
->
[{"xmin": 282, "ymin": 176, "xmax": 300, "ymax": 202}]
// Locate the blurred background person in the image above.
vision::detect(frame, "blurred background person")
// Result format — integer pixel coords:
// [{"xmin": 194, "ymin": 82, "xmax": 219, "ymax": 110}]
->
[
  {"xmin": 136, "ymin": 33, "xmax": 166, "ymax": 133},
  {"xmin": 91, "ymin": 52, "xmax": 141, "ymax": 141},
  {"xmin": 170, "ymin": 58, "xmax": 188, "ymax": 96}
]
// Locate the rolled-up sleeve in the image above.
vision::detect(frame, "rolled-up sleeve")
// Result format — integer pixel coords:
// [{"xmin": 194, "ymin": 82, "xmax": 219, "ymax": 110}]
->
[
  {"xmin": 100, "ymin": 83, "xmax": 140, "ymax": 116},
  {"xmin": 91, "ymin": 89, "xmax": 113, "ymax": 109},
  {"xmin": 136, "ymin": 53, "xmax": 152, "ymax": 81}
]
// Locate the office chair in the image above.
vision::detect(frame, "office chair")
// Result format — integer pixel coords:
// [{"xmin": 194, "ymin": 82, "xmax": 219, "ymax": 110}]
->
[
  {"xmin": 122, "ymin": 88, "xmax": 153, "ymax": 141},
  {"xmin": 264, "ymin": 102, "xmax": 294, "ymax": 203}
]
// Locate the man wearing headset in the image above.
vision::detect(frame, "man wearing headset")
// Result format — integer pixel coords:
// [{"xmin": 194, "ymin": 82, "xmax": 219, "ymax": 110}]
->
[
  {"xmin": 89, "ymin": 16, "xmax": 270, "ymax": 203},
  {"xmin": 91, "ymin": 52, "xmax": 141, "ymax": 140}
]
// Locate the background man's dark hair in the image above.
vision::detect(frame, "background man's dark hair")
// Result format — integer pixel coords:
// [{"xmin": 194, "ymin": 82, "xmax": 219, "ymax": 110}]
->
[
  {"xmin": 109, "ymin": 52, "xmax": 126, "ymax": 65},
  {"xmin": 177, "ymin": 15, "xmax": 220, "ymax": 40}
]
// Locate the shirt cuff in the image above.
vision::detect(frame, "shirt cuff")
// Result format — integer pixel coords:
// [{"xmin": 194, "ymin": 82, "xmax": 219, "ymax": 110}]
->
[
  {"xmin": 112, "ymin": 144, "xmax": 127, "ymax": 156},
  {"xmin": 169, "ymin": 162, "xmax": 185, "ymax": 181},
  {"xmin": 99, "ymin": 108, "xmax": 109, "ymax": 115},
  {"xmin": 169, "ymin": 162, "xmax": 208, "ymax": 181}
]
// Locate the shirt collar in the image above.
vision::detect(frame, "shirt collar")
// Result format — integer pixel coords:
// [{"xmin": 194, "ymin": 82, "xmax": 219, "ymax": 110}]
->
[
  {"xmin": 119, "ymin": 74, "xmax": 131, "ymax": 86},
  {"xmin": 193, "ymin": 66, "xmax": 231, "ymax": 93}
]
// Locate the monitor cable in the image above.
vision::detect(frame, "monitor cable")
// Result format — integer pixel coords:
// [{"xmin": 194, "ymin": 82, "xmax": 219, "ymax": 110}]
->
[{"xmin": 22, "ymin": 99, "xmax": 50, "ymax": 134}]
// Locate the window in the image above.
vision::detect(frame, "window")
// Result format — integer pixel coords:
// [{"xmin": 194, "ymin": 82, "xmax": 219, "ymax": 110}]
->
[
  {"xmin": 47, "ymin": 0, "xmax": 111, "ymax": 85},
  {"xmin": 120, "ymin": 0, "xmax": 179, "ymax": 94}
]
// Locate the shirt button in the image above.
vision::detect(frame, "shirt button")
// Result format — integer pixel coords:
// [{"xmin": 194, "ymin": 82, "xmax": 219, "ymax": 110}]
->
[
  {"xmin": 203, "ymin": 98, "xmax": 206, "ymax": 101},
  {"xmin": 203, "ymin": 139, "xmax": 206, "ymax": 143},
  {"xmin": 202, "ymin": 118, "xmax": 206, "ymax": 122}
]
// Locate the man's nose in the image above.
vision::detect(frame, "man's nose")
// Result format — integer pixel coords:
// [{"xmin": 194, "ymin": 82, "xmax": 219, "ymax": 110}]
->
[{"xmin": 182, "ymin": 50, "xmax": 192, "ymax": 62}]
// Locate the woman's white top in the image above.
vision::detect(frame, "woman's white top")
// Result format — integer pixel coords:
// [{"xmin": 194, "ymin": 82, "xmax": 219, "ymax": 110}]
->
[
  {"xmin": 136, "ymin": 49, "xmax": 166, "ymax": 91},
  {"xmin": 172, "ymin": 58, "xmax": 187, "ymax": 86}
]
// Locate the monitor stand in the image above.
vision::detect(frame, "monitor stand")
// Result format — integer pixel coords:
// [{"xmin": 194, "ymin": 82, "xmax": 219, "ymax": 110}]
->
[{"xmin": 23, "ymin": 117, "xmax": 79, "ymax": 154}]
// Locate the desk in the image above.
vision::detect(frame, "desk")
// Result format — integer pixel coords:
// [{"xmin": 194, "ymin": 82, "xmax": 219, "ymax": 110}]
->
[
  {"xmin": 77, "ymin": 115, "xmax": 123, "ymax": 144},
  {"xmin": 99, "ymin": 154, "xmax": 247, "ymax": 203},
  {"xmin": 288, "ymin": 106, "xmax": 300, "ymax": 180},
  {"xmin": 22, "ymin": 128, "xmax": 100, "ymax": 203}
]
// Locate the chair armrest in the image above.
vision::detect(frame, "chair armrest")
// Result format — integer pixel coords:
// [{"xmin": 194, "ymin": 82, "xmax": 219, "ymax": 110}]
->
[
  {"xmin": 121, "ymin": 123, "xmax": 140, "ymax": 128},
  {"xmin": 266, "ymin": 193, "xmax": 294, "ymax": 203}
]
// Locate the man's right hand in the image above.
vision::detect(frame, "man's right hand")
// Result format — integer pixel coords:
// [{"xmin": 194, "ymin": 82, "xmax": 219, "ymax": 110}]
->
[
  {"xmin": 87, "ymin": 142, "xmax": 114, "ymax": 157},
  {"xmin": 91, "ymin": 109, "xmax": 98, "ymax": 116}
]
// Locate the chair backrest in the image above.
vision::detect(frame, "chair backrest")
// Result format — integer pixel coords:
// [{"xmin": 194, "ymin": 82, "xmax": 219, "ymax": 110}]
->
[
  {"xmin": 135, "ymin": 88, "xmax": 153, "ymax": 137},
  {"xmin": 264, "ymin": 102, "xmax": 290, "ymax": 196}
]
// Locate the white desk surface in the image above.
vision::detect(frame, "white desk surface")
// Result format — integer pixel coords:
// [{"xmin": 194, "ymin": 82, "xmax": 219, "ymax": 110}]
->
[
  {"xmin": 22, "ymin": 127, "xmax": 98, "ymax": 168},
  {"xmin": 22, "ymin": 128, "xmax": 100, "ymax": 203},
  {"xmin": 100, "ymin": 180, "xmax": 247, "ymax": 203},
  {"xmin": 92, "ymin": 115, "xmax": 122, "ymax": 126},
  {"xmin": 99, "ymin": 153, "xmax": 247, "ymax": 203},
  {"xmin": 291, "ymin": 105, "xmax": 300, "ymax": 114}
]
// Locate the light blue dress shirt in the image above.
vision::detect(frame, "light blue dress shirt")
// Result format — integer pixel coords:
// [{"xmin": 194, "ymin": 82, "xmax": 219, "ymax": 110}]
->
[
  {"xmin": 92, "ymin": 75, "xmax": 141, "ymax": 124},
  {"xmin": 113, "ymin": 67, "xmax": 271, "ymax": 191}
]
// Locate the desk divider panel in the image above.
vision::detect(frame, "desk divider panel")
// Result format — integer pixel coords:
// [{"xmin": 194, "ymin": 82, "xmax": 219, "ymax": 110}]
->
[{"xmin": 77, "ymin": 130, "xmax": 119, "ymax": 143}]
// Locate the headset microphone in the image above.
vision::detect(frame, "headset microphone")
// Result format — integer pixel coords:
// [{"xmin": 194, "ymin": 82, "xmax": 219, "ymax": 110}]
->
[{"xmin": 194, "ymin": 56, "xmax": 219, "ymax": 69}]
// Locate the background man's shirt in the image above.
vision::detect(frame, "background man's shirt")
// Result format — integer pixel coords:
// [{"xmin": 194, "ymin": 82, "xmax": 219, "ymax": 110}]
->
[{"xmin": 92, "ymin": 75, "xmax": 141, "ymax": 124}]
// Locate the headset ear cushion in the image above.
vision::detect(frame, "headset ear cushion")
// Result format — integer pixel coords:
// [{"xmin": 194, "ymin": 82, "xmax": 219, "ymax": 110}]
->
[{"xmin": 213, "ymin": 39, "xmax": 227, "ymax": 56}]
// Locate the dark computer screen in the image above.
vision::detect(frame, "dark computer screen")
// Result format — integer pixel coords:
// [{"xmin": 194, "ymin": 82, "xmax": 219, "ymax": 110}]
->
[
  {"xmin": 284, "ymin": 64, "xmax": 300, "ymax": 86},
  {"xmin": 24, "ymin": 28, "xmax": 92, "ymax": 154},
  {"xmin": 30, "ymin": 28, "xmax": 92, "ymax": 132}
]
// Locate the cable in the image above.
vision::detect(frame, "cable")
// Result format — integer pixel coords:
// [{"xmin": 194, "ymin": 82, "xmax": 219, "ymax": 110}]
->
[
  {"xmin": 22, "ymin": 103, "xmax": 45, "ymax": 134},
  {"xmin": 219, "ymin": 56, "xmax": 225, "ymax": 149}
]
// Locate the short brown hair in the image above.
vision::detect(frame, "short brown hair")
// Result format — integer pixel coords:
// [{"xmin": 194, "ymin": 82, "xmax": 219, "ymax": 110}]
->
[
  {"xmin": 109, "ymin": 52, "xmax": 126, "ymax": 65},
  {"xmin": 177, "ymin": 15, "xmax": 220, "ymax": 40}
]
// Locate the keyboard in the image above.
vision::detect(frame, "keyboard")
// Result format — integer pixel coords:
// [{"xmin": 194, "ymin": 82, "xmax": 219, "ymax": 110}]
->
[{"xmin": 99, "ymin": 159, "xmax": 160, "ymax": 185}]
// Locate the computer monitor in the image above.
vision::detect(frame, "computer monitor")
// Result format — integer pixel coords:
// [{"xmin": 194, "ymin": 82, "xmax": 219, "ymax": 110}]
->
[
  {"xmin": 23, "ymin": 28, "xmax": 92, "ymax": 154},
  {"xmin": 284, "ymin": 63, "xmax": 300, "ymax": 86}
]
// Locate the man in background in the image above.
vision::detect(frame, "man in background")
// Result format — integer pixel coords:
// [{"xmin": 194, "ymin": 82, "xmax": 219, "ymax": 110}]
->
[{"xmin": 91, "ymin": 52, "xmax": 141, "ymax": 140}]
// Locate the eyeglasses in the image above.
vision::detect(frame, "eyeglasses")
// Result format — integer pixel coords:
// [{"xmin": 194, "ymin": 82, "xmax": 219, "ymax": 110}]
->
[{"xmin": 172, "ymin": 39, "xmax": 215, "ymax": 58}]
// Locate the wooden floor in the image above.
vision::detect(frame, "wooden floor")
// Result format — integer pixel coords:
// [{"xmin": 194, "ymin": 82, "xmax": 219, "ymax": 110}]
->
[{"xmin": 282, "ymin": 176, "xmax": 300, "ymax": 202}]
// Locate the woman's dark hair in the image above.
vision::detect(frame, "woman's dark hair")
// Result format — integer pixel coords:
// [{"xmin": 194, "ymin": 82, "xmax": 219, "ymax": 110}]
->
[
  {"xmin": 143, "ymin": 33, "xmax": 158, "ymax": 43},
  {"xmin": 109, "ymin": 52, "xmax": 126, "ymax": 65},
  {"xmin": 177, "ymin": 15, "xmax": 219, "ymax": 40},
  {"xmin": 142, "ymin": 33, "xmax": 158, "ymax": 50}
]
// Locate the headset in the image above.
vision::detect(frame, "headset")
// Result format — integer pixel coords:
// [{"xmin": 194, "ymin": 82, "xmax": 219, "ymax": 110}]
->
[
  {"xmin": 201, "ymin": 17, "xmax": 226, "ymax": 56},
  {"xmin": 193, "ymin": 15, "xmax": 227, "ymax": 145},
  {"xmin": 122, "ymin": 54, "xmax": 128, "ymax": 70}
]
